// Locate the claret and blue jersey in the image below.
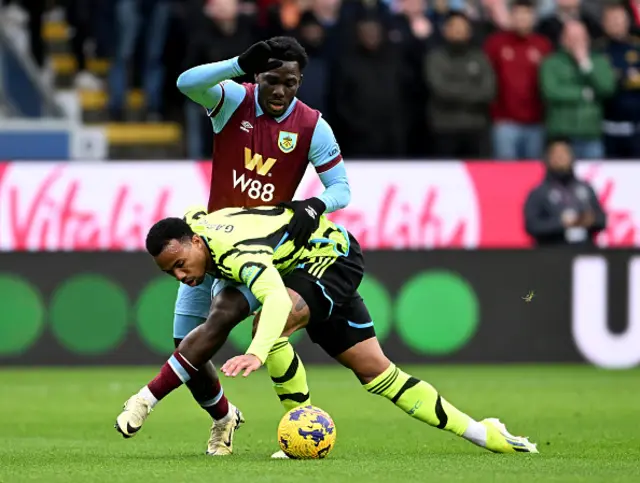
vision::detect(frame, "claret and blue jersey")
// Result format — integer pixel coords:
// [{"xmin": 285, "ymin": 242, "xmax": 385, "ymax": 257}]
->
[{"xmin": 176, "ymin": 57, "xmax": 350, "ymax": 213}]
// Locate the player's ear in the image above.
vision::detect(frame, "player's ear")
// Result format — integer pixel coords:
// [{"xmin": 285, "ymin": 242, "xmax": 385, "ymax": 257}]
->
[{"xmin": 299, "ymin": 74, "xmax": 303, "ymax": 87}]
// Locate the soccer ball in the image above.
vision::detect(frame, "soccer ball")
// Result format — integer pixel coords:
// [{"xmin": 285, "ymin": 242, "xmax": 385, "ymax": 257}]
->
[{"xmin": 277, "ymin": 405, "xmax": 336, "ymax": 459}]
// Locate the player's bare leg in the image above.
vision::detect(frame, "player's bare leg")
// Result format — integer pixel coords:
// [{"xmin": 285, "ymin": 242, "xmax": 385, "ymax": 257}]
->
[
  {"xmin": 116, "ymin": 288, "xmax": 247, "ymax": 455},
  {"xmin": 334, "ymin": 338, "xmax": 538, "ymax": 454},
  {"xmin": 175, "ymin": 342, "xmax": 243, "ymax": 456}
]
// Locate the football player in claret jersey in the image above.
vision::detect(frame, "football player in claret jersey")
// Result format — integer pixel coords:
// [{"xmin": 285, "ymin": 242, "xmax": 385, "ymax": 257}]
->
[
  {"xmin": 115, "ymin": 206, "xmax": 539, "ymax": 456},
  {"xmin": 149, "ymin": 37, "xmax": 350, "ymax": 456}
]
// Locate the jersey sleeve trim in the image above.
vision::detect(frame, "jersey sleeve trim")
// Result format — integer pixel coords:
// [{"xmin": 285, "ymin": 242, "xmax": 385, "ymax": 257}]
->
[
  {"xmin": 207, "ymin": 83, "xmax": 226, "ymax": 118},
  {"xmin": 315, "ymin": 154, "xmax": 343, "ymax": 174}
]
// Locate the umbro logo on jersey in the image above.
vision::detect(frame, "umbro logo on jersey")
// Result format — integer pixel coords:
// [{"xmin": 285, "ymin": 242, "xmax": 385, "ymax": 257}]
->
[
  {"xmin": 305, "ymin": 207, "xmax": 318, "ymax": 219},
  {"xmin": 240, "ymin": 121, "xmax": 253, "ymax": 133}
]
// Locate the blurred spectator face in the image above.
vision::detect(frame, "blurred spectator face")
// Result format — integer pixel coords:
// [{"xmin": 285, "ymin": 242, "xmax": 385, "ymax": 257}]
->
[
  {"xmin": 603, "ymin": 6, "xmax": 629, "ymax": 41},
  {"xmin": 357, "ymin": 19, "xmax": 383, "ymax": 51},
  {"xmin": 556, "ymin": 0, "xmax": 580, "ymax": 13},
  {"xmin": 444, "ymin": 15, "xmax": 472, "ymax": 44},
  {"xmin": 299, "ymin": 21, "xmax": 325, "ymax": 49},
  {"xmin": 511, "ymin": 4, "xmax": 535, "ymax": 36},
  {"xmin": 205, "ymin": 0, "xmax": 239, "ymax": 21},
  {"xmin": 312, "ymin": 0, "xmax": 341, "ymax": 15},
  {"xmin": 561, "ymin": 21, "xmax": 589, "ymax": 50},
  {"xmin": 547, "ymin": 141, "xmax": 574, "ymax": 173},
  {"xmin": 398, "ymin": 0, "xmax": 427, "ymax": 17}
]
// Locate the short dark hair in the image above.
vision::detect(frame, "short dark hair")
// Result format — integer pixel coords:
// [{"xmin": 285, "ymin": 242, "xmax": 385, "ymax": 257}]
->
[
  {"xmin": 511, "ymin": 0, "xmax": 535, "ymax": 9},
  {"xmin": 146, "ymin": 217, "xmax": 194, "ymax": 257},
  {"xmin": 445, "ymin": 11, "xmax": 470, "ymax": 23},
  {"xmin": 266, "ymin": 36, "xmax": 309, "ymax": 70},
  {"xmin": 545, "ymin": 136, "xmax": 572, "ymax": 151}
]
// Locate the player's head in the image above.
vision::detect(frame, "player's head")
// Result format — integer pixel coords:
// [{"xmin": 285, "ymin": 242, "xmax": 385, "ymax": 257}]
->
[
  {"xmin": 545, "ymin": 138, "xmax": 574, "ymax": 177},
  {"xmin": 256, "ymin": 36, "xmax": 308, "ymax": 117},
  {"xmin": 146, "ymin": 217, "xmax": 210, "ymax": 287},
  {"xmin": 510, "ymin": 0, "xmax": 535, "ymax": 36}
]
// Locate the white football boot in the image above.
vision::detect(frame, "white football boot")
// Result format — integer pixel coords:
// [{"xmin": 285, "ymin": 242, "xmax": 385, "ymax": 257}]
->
[
  {"xmin": 115, "ymin": 395, "xmax": 152, "ymax": 438},
  {"xmin": 271, "ymin": 450, "xmax": 290, "ymax": 459},
  {"xmin": 206, "ymin": 404, "xmax": 245, "ymax": 456}
]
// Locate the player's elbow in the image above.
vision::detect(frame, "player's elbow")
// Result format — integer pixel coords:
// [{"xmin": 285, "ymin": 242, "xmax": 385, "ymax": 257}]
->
[{"xmin": 176, "ymin": 70, "xmax": 197, "ymax": 94}]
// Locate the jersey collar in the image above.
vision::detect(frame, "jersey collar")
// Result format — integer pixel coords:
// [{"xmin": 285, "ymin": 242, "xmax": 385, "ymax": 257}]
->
[{"xmin": 254, "ymin": 85, "xmax": 297, "ymax": 123}]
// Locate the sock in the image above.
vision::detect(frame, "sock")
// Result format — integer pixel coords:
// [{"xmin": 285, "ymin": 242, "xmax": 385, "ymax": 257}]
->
[
  {"xmin": 364, "ymin": 363, "xmax": 487, "ymax": 446},
  {"xmin": 265, "ymin": 337, "xmax": 310, "ymax": 412},
  {"xmin": 197, "ymin": 378, "xmax": 230, "ymax": 420},
  {"xmin": 142, "ymin": 350, "xmax": 198, "ymax": 404}
]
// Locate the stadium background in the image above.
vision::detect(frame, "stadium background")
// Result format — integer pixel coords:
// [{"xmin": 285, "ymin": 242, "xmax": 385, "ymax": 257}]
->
[{"xmin": 1, "ymin": 1, "xmax": 640, "ymax": 481}]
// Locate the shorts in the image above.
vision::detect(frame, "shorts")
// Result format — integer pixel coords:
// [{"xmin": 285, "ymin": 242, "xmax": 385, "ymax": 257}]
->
[
  {"xmin": 173, "ymin": 274, "xmax": 260, "ymax": 339},
  {"xmin": 283, "ymin": 234, "xmax": 376, "ymax": 357}
]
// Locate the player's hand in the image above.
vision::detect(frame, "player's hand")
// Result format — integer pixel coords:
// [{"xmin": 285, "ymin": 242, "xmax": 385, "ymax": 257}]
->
[
  {"xmin": 221, "ymin": 354, "xmax": 262, "ymax": 378},
  {"xmin": 283, "ymin": 198, "xmax": 326, "ymax": 248},
  {"xmin": 237, "ymin": 41, "xmax": 283, "ymax": 75}
]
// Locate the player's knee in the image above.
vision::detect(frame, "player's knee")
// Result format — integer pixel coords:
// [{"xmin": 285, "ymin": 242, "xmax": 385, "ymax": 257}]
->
[
  {"xmin": 336, "ymin": 338, "xmax": 392, "ymax": 385},
  {"xmin": 354, "ymin": 355, "xmax": 392, "ymax": 385},
  {"xmin": 209, "ymin": 289, "xmax": 250, "ymax": 334}
]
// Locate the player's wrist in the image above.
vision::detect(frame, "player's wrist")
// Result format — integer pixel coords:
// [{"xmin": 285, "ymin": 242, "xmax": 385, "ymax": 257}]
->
[
  {"xmin": 245, "ymin": 350, "xmax": 265, "ymax": 364},
  {"xmin": 231, "ymin": 56, "xmax": 245, "ymax": 76},
  {"xmin": 307, "ymin": 197, "xmax": 326, "ymax": 214}
]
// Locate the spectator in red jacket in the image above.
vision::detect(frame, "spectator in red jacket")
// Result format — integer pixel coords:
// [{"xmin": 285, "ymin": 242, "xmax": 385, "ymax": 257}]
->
[{"xmin": 484, "ymin": 0, "xmax": 553, "ymax": 160}]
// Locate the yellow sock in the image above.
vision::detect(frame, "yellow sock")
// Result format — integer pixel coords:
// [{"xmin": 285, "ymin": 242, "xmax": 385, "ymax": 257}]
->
[
  {"xmin": 265, "ymin": 337, "xmax": 310, "ymax": 412},
  {"xmin": 364, "ymin": 363, "xmax": 471, "ymax": 436}
]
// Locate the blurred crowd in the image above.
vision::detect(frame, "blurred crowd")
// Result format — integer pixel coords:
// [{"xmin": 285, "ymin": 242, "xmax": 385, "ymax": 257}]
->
[{"xmin": 5, "ymin": 0, "xmax": 640, "ymax": 161}]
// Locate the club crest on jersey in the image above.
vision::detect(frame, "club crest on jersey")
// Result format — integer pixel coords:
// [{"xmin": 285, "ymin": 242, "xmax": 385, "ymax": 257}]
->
[{"xmin": 278, "ymin": 131, "xmax": 298, "ymax": 153}]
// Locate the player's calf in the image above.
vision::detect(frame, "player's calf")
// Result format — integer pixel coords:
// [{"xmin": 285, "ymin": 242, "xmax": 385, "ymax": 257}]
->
[
  {"xmin": 256, "ymin": 289, "xmax": 312, "ymax": 412},
  {"xmin": 337, "ymin": 338, "xmax": 538, "ymax": 454}
]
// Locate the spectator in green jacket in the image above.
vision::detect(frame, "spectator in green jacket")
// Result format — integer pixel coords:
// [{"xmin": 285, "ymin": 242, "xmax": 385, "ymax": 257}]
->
[{"xmin": 540, "ymin": 20, "xmax": 616, "ymax": 159}]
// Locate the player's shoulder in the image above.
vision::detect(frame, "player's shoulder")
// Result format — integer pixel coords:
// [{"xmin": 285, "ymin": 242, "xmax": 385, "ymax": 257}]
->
[{"xmin": 291, "ymin": 97, "xmax": 321, "ymax": 125}]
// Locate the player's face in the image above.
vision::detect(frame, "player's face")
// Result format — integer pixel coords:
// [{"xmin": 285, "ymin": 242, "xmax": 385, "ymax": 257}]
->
[
  {"xmin": 256, "ymin": 61, "xmax": 302, "ymax": 117},
  {"xmin": 154, "ymin": 237, "xmax": 209, "ymax": 287}
]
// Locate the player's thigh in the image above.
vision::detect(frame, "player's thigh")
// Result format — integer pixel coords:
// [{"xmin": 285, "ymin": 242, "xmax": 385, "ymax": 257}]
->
[
  {"xmin": 206, "ymin": 279, "xmax": 258, "ymax": 335},
  {"xmin": 173, "ymin": 274, "xmax": 215, "ymax": 339},
  {"xmin": 211, "ymin": 278, "xmax": 261, "ymax": 315},
  {"xmin": 308, "ymin": 292, "xmax": 386, "ymax": 381},
  {"xmin": 252, "ymin": 287, "xmax": 310, "ymax": 338}
]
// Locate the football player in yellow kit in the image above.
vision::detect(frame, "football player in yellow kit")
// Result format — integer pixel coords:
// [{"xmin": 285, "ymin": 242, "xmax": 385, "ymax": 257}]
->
[{"xmin": 115, "ymin": 204, "xmax": 538, "ymax": 456}]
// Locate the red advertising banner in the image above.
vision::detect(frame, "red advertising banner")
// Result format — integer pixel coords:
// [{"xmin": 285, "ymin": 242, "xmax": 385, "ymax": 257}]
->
[{"xmin": 0, "ymin": 161, "xmax": 638, "ymax": 251}]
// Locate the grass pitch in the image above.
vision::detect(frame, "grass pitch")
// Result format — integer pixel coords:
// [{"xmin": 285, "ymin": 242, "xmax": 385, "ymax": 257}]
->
[{"xmin": 0, "ymin": 365, "xmax": 639, "ymax": 483}]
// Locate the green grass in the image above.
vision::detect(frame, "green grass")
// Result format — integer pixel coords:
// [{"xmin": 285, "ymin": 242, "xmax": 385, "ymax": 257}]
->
[{"xmin": 0, "ymin": 365, "xmax": 639, "ymax": 482}]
